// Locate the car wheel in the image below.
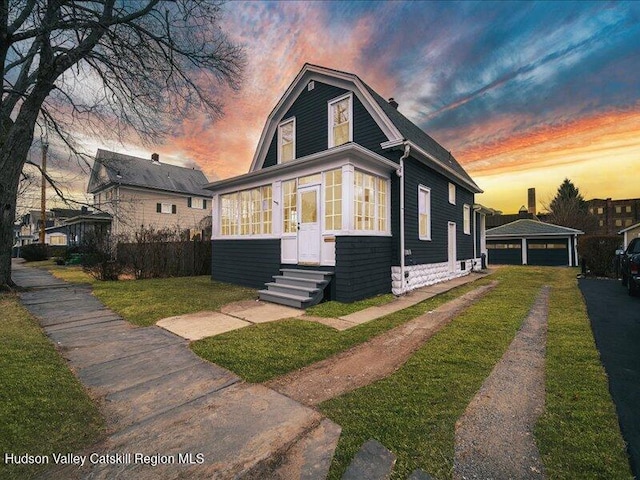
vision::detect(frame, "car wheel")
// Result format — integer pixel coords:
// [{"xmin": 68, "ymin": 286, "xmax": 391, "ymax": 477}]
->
[{"xmin": 629, "ymin": 279, "xmax": 638, "ymax": 297}]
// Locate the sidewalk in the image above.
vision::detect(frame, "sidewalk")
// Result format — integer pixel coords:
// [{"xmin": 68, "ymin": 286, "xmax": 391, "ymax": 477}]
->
[{"xmin": 12, "ymin": 261, "xmax": 340, "ymax": 480}]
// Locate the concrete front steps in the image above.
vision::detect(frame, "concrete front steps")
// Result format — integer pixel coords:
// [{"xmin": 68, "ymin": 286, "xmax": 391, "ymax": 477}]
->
[{"xmin": 259, "ymin": 269, "xmax": 334, "ymax": 309}]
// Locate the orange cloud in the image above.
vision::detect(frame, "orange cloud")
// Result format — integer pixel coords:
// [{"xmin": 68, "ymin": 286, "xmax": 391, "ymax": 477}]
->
[{"xmin": 158, "ymin": 2, "xmax": 398, "ymax": 183}]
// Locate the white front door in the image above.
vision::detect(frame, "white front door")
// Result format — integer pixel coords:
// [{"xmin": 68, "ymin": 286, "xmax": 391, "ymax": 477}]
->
[
  {"xmin": 448, "ymin": 222, "xmax": 457, "ymax": 272},
  {"xmin": 298, "ymin": 185, "xmax": 321, "ymax": 264}
]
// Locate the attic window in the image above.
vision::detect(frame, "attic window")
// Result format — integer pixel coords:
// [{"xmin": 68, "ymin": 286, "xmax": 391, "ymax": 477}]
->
[
  {"xmin": 328, "ymin": 93, "xmax": 352, "ymax": 148},
  {"xmin": 278, "ymin": 118, "xmax": 295, "ymax": 163},
  {"xmin": 308, "ymin": 81, "xmax": 315, "ymax": 91}
]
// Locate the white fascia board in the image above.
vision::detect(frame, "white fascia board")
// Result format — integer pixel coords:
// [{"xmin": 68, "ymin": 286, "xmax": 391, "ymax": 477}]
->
[
  {"xmin": 249, "ymin": 64, "xmax": 402, "ymax": 172},
  {"xmin": 486, "ymin": 232, "xmax": 582, "ymax": 239},
  {"xmin": 405, "ymin": 141, "xmax": 483, "ymax": 194},
  {"xmin": 618, "ymin": 222, "xmax": 640, "ymax": 234},
  {"xmin": 208, "ymin": 143, "xmax": 398, "ymax": 194}
]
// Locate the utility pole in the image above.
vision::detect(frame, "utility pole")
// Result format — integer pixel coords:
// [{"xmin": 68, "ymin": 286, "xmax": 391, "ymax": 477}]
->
[{"xmin": 39, "ymin": 141, "xmax": 48, "ymax": 244}]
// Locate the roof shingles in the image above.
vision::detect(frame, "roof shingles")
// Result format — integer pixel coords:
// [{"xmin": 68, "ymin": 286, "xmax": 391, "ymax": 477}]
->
[
  {"xmin": 88, "ymin": 150, "xmax": 211, "ymax": 197},
  {"xmin": 486, "ymin": 219, "xmax": 583, "ymax": 237}
]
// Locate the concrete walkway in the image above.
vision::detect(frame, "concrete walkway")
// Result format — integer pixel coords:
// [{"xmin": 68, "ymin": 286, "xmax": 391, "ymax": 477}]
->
[
  {"xmin": 158, "ymin": 270, "xmax": 494, "ymax": 340},
  {"xmin": 12, "ymin": 261, "xmax": 340, "ymax": 480}
]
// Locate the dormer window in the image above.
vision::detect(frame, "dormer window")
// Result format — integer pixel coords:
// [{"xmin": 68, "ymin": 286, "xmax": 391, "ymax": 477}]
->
[
  {"xmin": 278, "ymin": 118, "xmax": 295, "ymax": 163},
  {"xmin": 329, "ymin": 93, "xmax": 352, "ymax": 148}
]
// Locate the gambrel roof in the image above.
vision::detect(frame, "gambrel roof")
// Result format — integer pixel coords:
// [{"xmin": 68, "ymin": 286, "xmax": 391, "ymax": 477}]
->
[
  {"xmin": 88, "ymin": 149, "xmax": 211, "ymax": 197},
  {"xmin": 487, "ymin": 219, "xmax": 583, "ymax": 237},
  {"xmin": 249, "ymin": 63, "xmax": 481, "ymax": 193}
]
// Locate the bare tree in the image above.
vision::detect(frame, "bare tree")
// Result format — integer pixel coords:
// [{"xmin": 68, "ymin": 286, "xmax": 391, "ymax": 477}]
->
[{"xmin": 0, "ymin": 0, "xmax": 244, "ymax": 289}]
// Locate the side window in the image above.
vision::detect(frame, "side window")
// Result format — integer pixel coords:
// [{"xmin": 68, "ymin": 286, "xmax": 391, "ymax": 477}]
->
[
  {"xmin": 463, "ymin": 204, "xmax": 471, "ymax": 235},
  {"xmin": 418, "ymin": 186, "xmax": 431, "ymax": 240},
  {"xmin": 448, "ymin": 183, "xmax": 456, "ymax": 205}
]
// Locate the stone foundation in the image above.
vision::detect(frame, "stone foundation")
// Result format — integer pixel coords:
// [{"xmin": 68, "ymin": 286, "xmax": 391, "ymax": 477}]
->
[{"xmin": 391, "ymin": 258, "xmax": 481, "ymax": 295}]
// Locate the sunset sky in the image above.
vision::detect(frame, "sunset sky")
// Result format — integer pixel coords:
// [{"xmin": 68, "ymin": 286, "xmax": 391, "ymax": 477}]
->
[{"xmin": 31, "ymin": 0, "xmax": 640, "ymax": 214}]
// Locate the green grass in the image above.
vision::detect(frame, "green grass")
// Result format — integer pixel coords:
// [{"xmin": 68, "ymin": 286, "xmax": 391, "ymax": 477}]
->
[
  {"xmin": 191, "ymin": 278, "xmax": 492, "ymax": 383},
  {"xmin": 0, "ymin": 293, "xmax": 104, "ymax": 480},
  {"xmin": 316, "ymin": 267, "xmax": 631, "ymax": 479},
  {"xmin": 535, "ymin": 272, "xmax": 632, "ymax": 479},
  {"xmin": 306, "ymin": 293, "xmax": 396, "ymax": 317},
  {"xmin": 91, "ymin": 276, "xmax": 257, "ymax": 327},
  {"xmin": 25, "ymin": 263, "xmax": 257, "ymax": 327}
]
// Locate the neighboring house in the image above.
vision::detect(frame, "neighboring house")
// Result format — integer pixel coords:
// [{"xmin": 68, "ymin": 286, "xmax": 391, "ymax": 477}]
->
[
  {"xmin": 205, "ymin": 63, "xmax": 487, "ymax": 306},
  {"xmin": 87, "ymin": 150, "xmax": 213, "ymax": 239},
  {"xmin": 16, "ymin": 208, "xmax": 85, "ymax": 246},
  {"xmin": 619, "ymin": 222, "xmax": 640, "ymax": 249},
  {"xmin": 63, "ymin": 210, "xmax": 113, "ymax": 246},
  {"xmin": 486, "ymin": 218, "xmax": 582, "ymax": 266}
]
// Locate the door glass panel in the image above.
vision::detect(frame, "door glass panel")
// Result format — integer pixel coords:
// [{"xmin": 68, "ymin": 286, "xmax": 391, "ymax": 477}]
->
[{"xmin": 301, "ymin": 191, "xmax": 317, "ymax": 223}]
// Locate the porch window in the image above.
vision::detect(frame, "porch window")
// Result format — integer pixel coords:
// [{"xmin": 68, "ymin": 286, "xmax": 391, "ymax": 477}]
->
[
  {"xmin": 418, "ymin": 185, "xmax": 431, "ymax": 240},
  {"xmin": 354, "ymin": 170, "xmax": 387, "ymax": 232},
  {"xmin": 278, "ymin": 118, "xmax": 295, "ymax": 163},
  {"xmin": 329, "ymin": 93, "xmax": 352, "ymax": 148},
  {"xmin": 324, "ymin": 168, "xmax": 342, "ymax": 231},
  {"xmin": 220, "ymin": 185, "xmax": 272, "ymax": 236},
  {"xmin": 283, "ymin": 180, "xmax": 297, "ymax": 233}
]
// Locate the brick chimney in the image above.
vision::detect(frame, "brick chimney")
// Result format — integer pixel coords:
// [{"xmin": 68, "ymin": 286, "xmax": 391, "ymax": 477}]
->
[
  {"xmin": 528, "ymin": 188, "xmax": 536, "ymax": 214},
  {"xmin": 151, "ymin": 153, "xmax": 160, "ymax": 164},
  {"xmin": 388, "ymin": 97, "xmax": 398, "ymax": 109}
]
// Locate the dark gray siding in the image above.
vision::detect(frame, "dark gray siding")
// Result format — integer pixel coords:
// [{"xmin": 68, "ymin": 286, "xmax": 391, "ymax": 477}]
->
[
  {"xmin": 335, "ymin": 236, "xmax": 393, "ymax": 303},
  {"xmin": 403, "ymin": 159, "xmax": 475, "ymax": 266},
  {"xmin": 211, "ymin": 239, "xmax": 280, "ymax": 288},
  {"xmin": 262, "ymin": 81, "xmax": 395, "ymax": 169}
]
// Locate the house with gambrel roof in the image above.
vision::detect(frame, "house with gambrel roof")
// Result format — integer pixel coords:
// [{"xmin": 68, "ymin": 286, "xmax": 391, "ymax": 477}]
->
[
  {"xmin": 87, "ymin": 149, "xmax": 212, "ymax": 239},
  {"xmin": 205, "ymin": 64, "xmax": 488, "ymax": 307}
]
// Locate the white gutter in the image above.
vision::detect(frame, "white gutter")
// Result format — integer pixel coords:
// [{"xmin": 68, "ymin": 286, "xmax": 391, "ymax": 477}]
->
[{"xmin": 398, "ymin": 142, "xmax": 410, "ymax": 294}]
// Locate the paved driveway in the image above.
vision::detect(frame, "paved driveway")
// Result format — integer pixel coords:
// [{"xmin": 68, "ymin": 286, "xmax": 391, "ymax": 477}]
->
[{"xmin": 579, "ymin": 278, "xmax": 640, "ymax": 478}]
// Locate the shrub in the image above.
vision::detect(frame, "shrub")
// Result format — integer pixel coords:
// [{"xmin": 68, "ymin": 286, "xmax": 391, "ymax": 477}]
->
[
  {"xmin": 578, "ymin": 235, "xmax": 622, "ymax": 277},
  {"xmin": 20, "ymin": 244, "xmax": 49, "ymax": 262}
]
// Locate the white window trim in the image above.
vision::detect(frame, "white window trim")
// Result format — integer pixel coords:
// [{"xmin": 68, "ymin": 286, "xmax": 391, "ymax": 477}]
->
[
  {"xmin": 418, "ymin": 185, "xmax": 431, "ymax": 241},
  {"xmin": 351, "ymin": 169, "xmax": 389, "ymax": 234},
  {"xmin": 277, "ymin": 117, "xmax": 296, "ymax": 164},
  {"xmin": 328, "ymin": 92, "xmax": 353, "ymax": 149},
  {"xmin": 463, "ymin": 204, "xmax": 471, "ymax": 235},
  {"xmin": 448, "ymin": 183, "xmax": 456, "ymax": 205},
  {"xmin": 160, "ymin": 202, "xmax": 174, "ymax": 214}
]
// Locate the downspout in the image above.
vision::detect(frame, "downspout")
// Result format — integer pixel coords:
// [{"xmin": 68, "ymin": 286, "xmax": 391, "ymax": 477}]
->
[{"xmin": 398, "ymin": 142, "xmax": 410, "ymax": 294}]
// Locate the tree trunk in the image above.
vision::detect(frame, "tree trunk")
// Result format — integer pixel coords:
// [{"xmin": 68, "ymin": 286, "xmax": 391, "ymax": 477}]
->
[
  {"xmin": 0, "ymin": 172, "xmax": 19, "ymax": 290},
  {"xmin": 0, "ymin": 85, "xmax": 54, "ymax": 289}
]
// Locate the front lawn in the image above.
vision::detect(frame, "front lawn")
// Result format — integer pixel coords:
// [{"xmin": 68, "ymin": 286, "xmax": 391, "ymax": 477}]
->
[
  {"xmin": 191, "ymin": 278, "xmax": 492, "ymax": 383},
  {"xmin": 30, "ymin": 263, "xmax": 257, "ymax": 327},
  {"xmin": 0, "ymin": 293, "xmax": 104, "ymax": 480}
]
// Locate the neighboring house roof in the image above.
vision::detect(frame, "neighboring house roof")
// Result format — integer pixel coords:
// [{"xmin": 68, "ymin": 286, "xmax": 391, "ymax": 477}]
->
[
  {"xmin": 64, "ymin": 212, "xmax": 113, "ymax": 226},
  {"xmin": 618, "ymin": 222, "xmax": 640, "ymax": 234},
  {"xmin": 88, "ymin": 149, "xmax": 211, "ymax": 197},
  {"xmin": 248, "ymin": 63, "xmax": 481, "ymax": 193},
  {"xmin": 487, "ymin": 219, "xmax": 583, "ymax": 237}
]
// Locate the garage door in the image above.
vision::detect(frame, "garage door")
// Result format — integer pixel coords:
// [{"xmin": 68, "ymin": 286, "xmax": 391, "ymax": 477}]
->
[
  {"xmin": 487, "ymin": 241, "xmax": 522, "ymax": 265},
  {"xmin": 527, "ymin": 239, "xmax": 569, "ymax": 266}
]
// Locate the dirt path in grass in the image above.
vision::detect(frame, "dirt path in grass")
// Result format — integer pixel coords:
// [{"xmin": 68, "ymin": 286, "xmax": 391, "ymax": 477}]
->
[
  {"xmin": 453, "ymin": 285, "xmax": 549, "ymax": 480},
  {"xmin": 266, "ymin": 281, "xmax": 498, "ymax": 406}
]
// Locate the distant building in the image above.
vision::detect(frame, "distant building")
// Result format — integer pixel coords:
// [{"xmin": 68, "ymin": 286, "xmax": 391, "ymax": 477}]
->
[{"xmin": 587, "ymin": 198, "xmax": 640, "ymax": 236}]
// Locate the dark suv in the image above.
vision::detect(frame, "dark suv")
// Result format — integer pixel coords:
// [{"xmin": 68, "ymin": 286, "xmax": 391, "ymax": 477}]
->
[{"xmin": 621, "ymin": 237, "xmax": 640, "ymax": 296}]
